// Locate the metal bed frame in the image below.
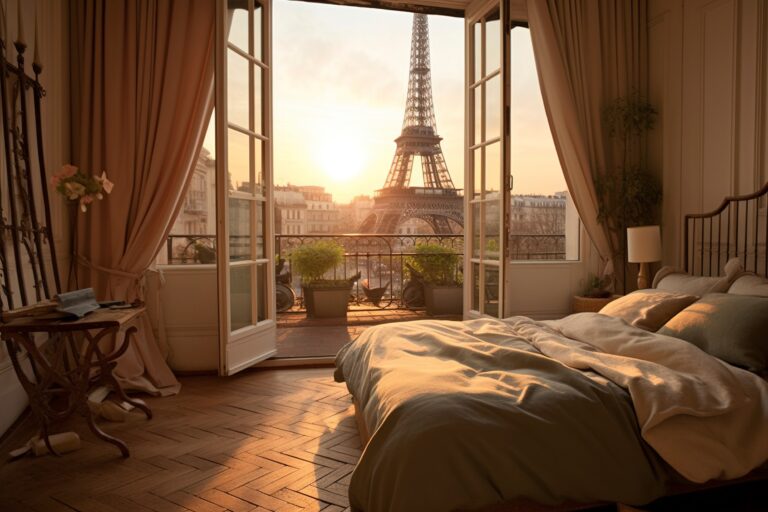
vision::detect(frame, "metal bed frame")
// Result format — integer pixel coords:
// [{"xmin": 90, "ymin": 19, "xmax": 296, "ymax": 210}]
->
[
  {"xmin": 684, "ymin": 182, "xmax": 768, "ymax": 278},
  {"xmin": 0, "ymin": 30, "xmax": 61, "ymax": 312}
]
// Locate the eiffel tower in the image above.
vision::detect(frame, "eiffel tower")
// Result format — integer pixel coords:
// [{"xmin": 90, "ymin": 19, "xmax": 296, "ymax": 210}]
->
[{"xmin": 359, "ymin": 14, "xmax": 463, "ymax": 234}]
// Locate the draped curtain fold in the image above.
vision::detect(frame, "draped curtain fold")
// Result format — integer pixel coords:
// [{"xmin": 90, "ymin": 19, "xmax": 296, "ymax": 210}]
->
[
  {"xmin": 527, "ymin": 0, "xmax": 648, "ymax": 285},
  {"xmin": 70, "ymin": 0, "xmax": 215, "ymax": 395}
]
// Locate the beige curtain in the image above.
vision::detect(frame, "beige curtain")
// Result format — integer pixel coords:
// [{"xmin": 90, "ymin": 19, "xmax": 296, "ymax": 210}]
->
[
  {"xmin": 70, "ymin": 0, "xmax": 215, "ymax": 395},
  {"xmin": 527, "ymin": 0, "xmax": 648, "ymax": 284}
]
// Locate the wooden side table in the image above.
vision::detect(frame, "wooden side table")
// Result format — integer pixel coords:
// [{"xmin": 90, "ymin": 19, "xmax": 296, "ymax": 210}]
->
[
  {"xmin": 0, "ymin": 307, "xmax": 152, "ymax": 457},
  {"xmin": 571, "ymin": 295, "xmax": 622, "ymax": 313}
]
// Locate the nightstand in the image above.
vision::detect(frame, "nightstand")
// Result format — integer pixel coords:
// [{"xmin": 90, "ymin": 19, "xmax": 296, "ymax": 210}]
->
[{"xmin": 571, "ymin": 295, "xmax": 621, "ymax": 313}]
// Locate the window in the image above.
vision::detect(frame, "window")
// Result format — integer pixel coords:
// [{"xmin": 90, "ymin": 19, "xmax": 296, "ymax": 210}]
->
[
  {"xmin": 509, "ymin": 27, "xmax": 579, "ymax": 261},
  {"xmin": 158, "ymin": 115, "xmax": 217, "ymax": 264}
]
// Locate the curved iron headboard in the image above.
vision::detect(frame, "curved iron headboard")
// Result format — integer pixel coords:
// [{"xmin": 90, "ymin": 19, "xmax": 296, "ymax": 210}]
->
[
  {"xmin": 0, "ymin": 36, "xmax": 62, "ymax": 311},
  {"xmin": 684, "ymin": 182, "xmax": 768, "ymax": 277}
]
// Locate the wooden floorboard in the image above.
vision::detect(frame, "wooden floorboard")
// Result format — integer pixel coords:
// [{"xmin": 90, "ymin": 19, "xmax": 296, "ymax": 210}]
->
[{"xmin": 0, "ymin": 369, "xmax": 356, "ymax": 512}]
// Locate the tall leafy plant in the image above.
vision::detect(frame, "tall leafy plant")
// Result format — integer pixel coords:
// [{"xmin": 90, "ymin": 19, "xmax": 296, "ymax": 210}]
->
[
  {"xmin": 596, "ymin": 94, "xmax": 662, "ymax": 231},
  {"xmin": 595, "ymin": 94, "xmax": 663, "ymax": 291}
]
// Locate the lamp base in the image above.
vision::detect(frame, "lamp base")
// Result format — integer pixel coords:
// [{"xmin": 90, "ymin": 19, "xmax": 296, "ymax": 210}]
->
[{"xmin": 637, "ymin": 262, "xmax": 650, "ymax": 290}]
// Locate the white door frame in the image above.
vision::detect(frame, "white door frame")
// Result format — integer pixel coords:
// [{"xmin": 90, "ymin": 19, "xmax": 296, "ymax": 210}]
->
[
  {"xmin": 215, "ymin": 0, "xmax": 277, "ymax": 376},
  {"xmin": 464, "ymin": 0, "xmax": 510, "ymax": 319}
]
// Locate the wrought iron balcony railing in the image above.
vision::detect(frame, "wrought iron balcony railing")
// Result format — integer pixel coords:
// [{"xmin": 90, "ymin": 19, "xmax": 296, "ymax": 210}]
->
[{"xmin": 161, "ymin": 233, "xmax": 566, "ymax": 310}]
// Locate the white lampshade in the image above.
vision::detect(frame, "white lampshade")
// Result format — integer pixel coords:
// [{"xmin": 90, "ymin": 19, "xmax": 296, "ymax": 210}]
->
[{"xmin": 627, "ymin": 225, "xmax": 662, "ymax": 263}]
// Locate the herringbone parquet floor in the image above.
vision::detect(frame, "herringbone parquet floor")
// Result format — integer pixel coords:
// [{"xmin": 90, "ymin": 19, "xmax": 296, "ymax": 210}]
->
[{"xmin": 0, "ymin": 368, "xmax": 359, "ymax": 512}]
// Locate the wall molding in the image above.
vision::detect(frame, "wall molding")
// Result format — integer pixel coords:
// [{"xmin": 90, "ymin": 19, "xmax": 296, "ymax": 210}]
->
[
  {"xmin": 730, "ymin": 0, "xmax": 742, "ymax": 195},
  {"xmin": 756, "ymin": 0, "xmax": 768, "ymax": 190},
  {"xmin": 650, "ymin": 0, "xmax": 767, "ymax": 265}
]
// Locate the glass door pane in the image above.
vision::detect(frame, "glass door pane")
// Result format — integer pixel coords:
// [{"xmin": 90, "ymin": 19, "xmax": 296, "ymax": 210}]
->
[
  {"xmin": 465, "ymin": 0, "xmax": 507, "ymax": 319},
  {"xmin": 217, "ymin": 0, "xmax": 275, "ymax": 376}
]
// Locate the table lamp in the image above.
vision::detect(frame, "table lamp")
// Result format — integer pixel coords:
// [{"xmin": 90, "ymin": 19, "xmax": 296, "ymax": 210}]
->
[{"xmin": 627, "ymin": 225, "xmax": 662, "ymax": 289}]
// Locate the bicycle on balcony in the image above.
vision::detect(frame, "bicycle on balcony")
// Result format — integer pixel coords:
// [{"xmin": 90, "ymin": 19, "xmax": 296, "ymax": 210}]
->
[{"xmin": 275, "ymin": 258, "xmax": 296, "ymax": 313}]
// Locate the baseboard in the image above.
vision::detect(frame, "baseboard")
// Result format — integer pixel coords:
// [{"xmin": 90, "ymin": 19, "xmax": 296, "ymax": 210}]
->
[{"xmin": 256, "ymin": 356, "xmax": 335, "ymax": 369}]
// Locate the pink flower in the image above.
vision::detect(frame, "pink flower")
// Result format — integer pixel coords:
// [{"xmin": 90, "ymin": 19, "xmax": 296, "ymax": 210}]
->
[
  {"xmin": 96, "ymin": 171, "xmax": 114, "ymax": 194},
  {"xmin": 58, "ymin": 164, "xmax": 78, "ymax": 179},
  {"xmin": 52, "ymin": 166, "xmax": 114, "ymax": 212}
]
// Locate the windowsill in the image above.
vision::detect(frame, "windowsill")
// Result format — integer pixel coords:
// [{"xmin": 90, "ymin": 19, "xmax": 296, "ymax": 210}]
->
[
  {"xmin": 507, "ymin": 259, "xmax": 581, "ymax": 265},
  {"xmin": 156, "ymin": 263, "xmax": 217, "ymax": 270}
]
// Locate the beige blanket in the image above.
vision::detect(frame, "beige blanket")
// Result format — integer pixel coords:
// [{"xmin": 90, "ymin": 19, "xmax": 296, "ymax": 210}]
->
[{"xmin": 538, "ymin": 313, "xmax": 768, "ymax": 482}]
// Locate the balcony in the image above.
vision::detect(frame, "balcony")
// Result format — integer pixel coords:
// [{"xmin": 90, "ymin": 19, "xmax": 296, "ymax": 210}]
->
[
  {"xmin": 164, "ymin": 233, "xmax": 465, "ymax": 312},
  {"xmin": 158, "ymin": 232, "xmax": 568, "ymax": 360},
  {"xmin": 508, "ymin": 234, "xmax": 566, "ymax": 260},
  {"xmin": 164, "ymin": 232, "xmax": 567, "ymax": 279}
]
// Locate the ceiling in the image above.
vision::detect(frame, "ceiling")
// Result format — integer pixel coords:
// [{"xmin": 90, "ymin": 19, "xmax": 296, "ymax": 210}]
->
[{"xmin": 292, "ymin": 0, "xmax": 470, "ymax": 18}]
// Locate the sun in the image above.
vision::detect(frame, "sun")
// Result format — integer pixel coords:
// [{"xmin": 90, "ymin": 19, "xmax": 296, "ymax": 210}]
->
[{"xmin": 313, "ymin": 120, "xmax": 366, "ymax": 182}]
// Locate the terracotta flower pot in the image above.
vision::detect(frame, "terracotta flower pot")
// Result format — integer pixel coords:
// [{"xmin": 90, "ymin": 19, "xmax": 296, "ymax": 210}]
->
[
  {"xmin": 424, "ymin": 283, "xmax": 463, "ymax": 316},
  {"xmin": 303, "ymin": 282, "xmax": 353, "ymax": 319}
]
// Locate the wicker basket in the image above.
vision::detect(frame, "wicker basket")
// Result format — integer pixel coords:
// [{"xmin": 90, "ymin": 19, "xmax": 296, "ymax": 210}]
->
[{"xmin": 571, "ymin": 295, "xmax": 620, "ymax": 313}]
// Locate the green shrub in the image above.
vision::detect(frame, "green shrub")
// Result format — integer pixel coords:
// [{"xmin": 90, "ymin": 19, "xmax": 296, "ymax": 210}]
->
[
  {"xmin": 290, "ymin": 240, "xmax": 344, "ymax": 284},
  {"xmin": 581, "ymin": 273, "xmax": 612, "ymax": 298},
  {"xmin": 406, "ymin": 243, "xmax": 461, "ymax": 286}
]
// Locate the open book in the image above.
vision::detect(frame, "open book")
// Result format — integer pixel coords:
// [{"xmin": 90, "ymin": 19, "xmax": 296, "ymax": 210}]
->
[{"xmin": 1, "ymin": 288, "xmax": 127, "ymax": 322}]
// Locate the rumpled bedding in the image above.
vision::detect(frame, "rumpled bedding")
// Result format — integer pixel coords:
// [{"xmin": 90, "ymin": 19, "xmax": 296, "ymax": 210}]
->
[{"xmin": 334, "ymin": 313, "xmax": 768, "ymax": 512}]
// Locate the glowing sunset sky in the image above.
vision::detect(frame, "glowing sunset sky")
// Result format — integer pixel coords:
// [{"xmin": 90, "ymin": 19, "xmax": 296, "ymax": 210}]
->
[
  {"xmin": 273, "ymin": 1, "xmax": 465, "ymax": 203},
  {"xmin": 206, "ymin": 0, "xmax": 567, "ymax": 204}
]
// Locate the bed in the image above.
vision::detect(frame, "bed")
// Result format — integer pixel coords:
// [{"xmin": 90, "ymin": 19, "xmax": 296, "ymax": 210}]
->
[{"xmin": 334, "ymin": 185, "xmax": 768, "ymax": 512}]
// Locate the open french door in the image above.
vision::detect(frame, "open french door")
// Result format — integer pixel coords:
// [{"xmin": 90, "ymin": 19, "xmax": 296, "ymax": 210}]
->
[
  {"xmin": 464, "ymin": 0, "xmax": 510, "ymax": 318},
  {"xmin": 215, "ymin": 0, "xmax": 276, "ymax": 376}
]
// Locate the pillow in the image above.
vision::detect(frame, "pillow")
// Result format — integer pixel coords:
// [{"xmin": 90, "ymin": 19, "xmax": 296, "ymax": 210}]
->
[
  {"xmin": 599, "ymin": 289, "xmax": 698, "ymax": 332},
  {"xmin": 658, "ymin": 293, "xmax": 768, "ymax": 371},
  {"xmin": 652, "ymin": 257, "xmax": 744, "ymax": 296},
  {"xmin": 728, "ymin": 273, "xmax": 768, "ymax": 297}
]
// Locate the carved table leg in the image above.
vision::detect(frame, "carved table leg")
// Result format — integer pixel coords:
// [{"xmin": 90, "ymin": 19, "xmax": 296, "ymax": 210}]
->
[
  {"xmin": 5, "ymin": 335, "xmax": 70, "ymax": 457},
  {"xmin": 3, "ymin": 309, "xmax": 152, "ymax": 458},
  {"xmin": 82, "ymin": 401, "xmax": 129, "ymax": 458},
  {"xmin": 39, "ymin": 419, "xmax": 61, "ymax": 457},
  {"xmin": 111, "ymin": 378, "xmax": 153, "ymax": 419}
]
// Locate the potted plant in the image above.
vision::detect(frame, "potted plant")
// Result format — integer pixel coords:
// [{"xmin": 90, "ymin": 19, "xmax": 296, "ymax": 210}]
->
[
  {"xmin": 290, "ymin": 240, "xmax": 353, "ymax": 318},
  {"xmin": 595, "ymin": 93, "xmax": 663, "ymax": 292},
  {"xmin": 406, "ymin": 243, "xmax": 462, "ymax": 316},
  {"xmin": 572, "ymin": 273, "xmax": 617, "ymax": 313}
]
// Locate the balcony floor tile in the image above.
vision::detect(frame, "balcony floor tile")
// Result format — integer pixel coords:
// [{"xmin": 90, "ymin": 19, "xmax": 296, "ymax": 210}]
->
[{"xmin": 275, "ymin": 309, "xmax": 461, "ymax": 358}]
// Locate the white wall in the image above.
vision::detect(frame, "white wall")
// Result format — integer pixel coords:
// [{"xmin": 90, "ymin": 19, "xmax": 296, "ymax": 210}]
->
[
  {"xmin": 504, "ymin": 226, "xmax": 601, "ymax": 319},
  {"xmin": 649, "ymin": 0, "xmax": 768, "ymax": 268},
  {"xmin": 146, "ymin": 266, "xmax": 219, "ymax": 372},
  {"xmin": 0, "ymin": 0, "xmax": 71, "ymax": 437}
]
